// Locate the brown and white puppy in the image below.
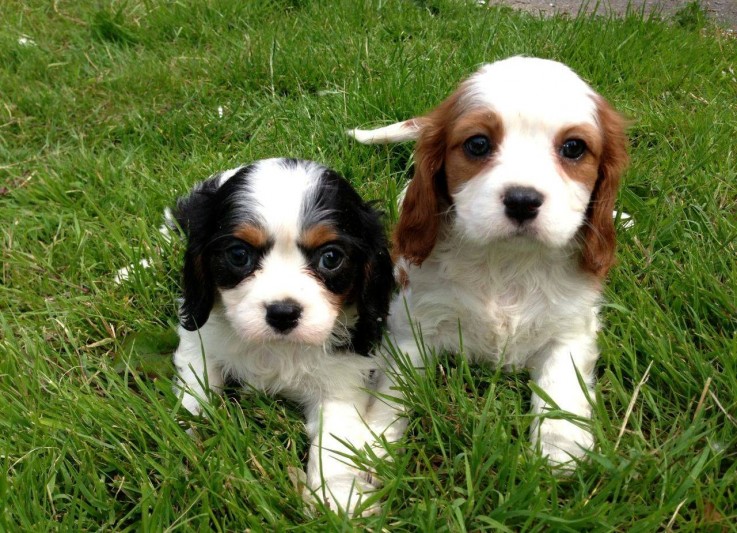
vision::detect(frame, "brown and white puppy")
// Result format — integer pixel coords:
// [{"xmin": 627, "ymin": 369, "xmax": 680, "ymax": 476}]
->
[
  {"xmin": 350, "ymin": 57, "xmax": 628, "ymax": 466},
  {"xmin": 172, "ymin": 158, "xmax": 394, "ymax": 514}
]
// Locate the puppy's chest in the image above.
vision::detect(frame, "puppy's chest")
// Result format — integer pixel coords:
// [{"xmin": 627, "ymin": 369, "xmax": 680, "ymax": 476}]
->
[
  {"xmin": 429, "ymin": 278, "xmax": 548, "ymax": 344},
  {"xmin": 224, "ymin": 345, "xmax": 322, "ymax": 393},
  {"xmin": 480, "ymin": 282, "xmax": 543, "ymax": 337},
  {"xmin": 409, "ymin": 257, "xmax": 596, "ymax": 362},
  {"xmin": 218, "ymin": 341, "xmax": 371, "ymax": 402}
]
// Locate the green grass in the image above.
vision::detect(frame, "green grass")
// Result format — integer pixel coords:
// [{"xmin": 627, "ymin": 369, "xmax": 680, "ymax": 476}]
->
[{"xmin": 1, "ymin": 0, "xmax": 736, "ymax": 530}]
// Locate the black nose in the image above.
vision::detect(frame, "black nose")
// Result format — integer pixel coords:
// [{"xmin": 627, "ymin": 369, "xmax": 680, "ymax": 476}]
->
[
  {"xmin": 503, "ymin": 186, "xmax": 544, "ymax": 223},
  {"xmin": 265, "ymin": 300, "xmax": 303, "ymax": 333}
]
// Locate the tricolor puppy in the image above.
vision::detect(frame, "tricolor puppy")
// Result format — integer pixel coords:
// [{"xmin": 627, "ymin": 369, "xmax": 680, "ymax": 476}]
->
[
  {"xmin": 350, "ymin": 57, "xmax": 628, "ymax": 466},
  {"xmin": 172, "ymin": 158, "xmax": 393, "ymax": 514}
]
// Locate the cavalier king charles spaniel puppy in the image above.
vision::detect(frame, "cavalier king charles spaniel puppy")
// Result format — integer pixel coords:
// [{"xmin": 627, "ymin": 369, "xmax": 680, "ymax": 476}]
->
[
  {"xmin": 350, "ymin": 57, "xmax": 629, "ymax": 467},
  {"xmin": 172, "ymin": 158, "xmax": 393, "ymax": 514}
]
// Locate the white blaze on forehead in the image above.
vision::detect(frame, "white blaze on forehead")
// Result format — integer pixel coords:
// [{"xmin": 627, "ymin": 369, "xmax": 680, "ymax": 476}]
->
[
  {"xmin": 243, "ymin": 158, "xmax": 321, "ymax": 240},
  {"xmin": 464, "ymin": 57, "xmax": 598, "ymax": 131}
]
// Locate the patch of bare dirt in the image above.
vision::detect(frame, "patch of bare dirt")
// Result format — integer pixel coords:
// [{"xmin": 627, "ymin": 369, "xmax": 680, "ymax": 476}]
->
[{"xmin": 487, "ymin": 0, "xmax": 737, "ymax": 32}]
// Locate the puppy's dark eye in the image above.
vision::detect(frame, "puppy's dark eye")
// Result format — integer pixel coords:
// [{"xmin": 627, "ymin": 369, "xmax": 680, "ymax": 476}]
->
[
  {"xmin": 560, "ymin": 139, "xmax": 587, "ymax": 160},
  {"xmin": 463, "ymin": 135, "xmax": 492, "ymax": 158},
  {"xmin": 318, "ymin": 246, "xmax": 345, "ymax": 272},
  {"xmin": 225, "ymin": 243, "xmax": 256, "ymax": 271}
]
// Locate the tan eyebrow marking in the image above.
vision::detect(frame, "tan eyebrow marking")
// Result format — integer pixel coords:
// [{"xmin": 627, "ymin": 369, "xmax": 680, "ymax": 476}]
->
[
  {"xmin": 300, "ymin": 224, "xmax": 339, "ymax": 249},
  {"xmin": 445, "ymin": 108, "xmax": 505, "ymax": 193},
  {"xmin": 233, "ymin": 224, "xmax": 269, "ymax": 247}
]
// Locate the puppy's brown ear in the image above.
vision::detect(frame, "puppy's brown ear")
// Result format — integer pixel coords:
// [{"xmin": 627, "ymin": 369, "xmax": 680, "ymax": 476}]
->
[
  {"xmin": 580, "ymin": 98, "xmax": 629, "ymax": 278},
  {"xmin": 394, "ymin": 91, "xmax": 461, "ymax": 265}
]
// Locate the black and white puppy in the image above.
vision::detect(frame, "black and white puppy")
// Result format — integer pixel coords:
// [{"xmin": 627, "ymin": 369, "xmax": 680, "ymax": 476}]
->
[{"xmin": 172, "ymin": 158, "xmax": 394, "ymax": 515}]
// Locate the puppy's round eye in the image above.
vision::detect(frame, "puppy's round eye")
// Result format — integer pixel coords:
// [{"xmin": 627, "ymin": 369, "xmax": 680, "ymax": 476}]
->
[
  {"xmin": 463, "ymin": 135, "xmax": 492, "ymax": 158},
  {"xmin": 318, "ymin": 246, "xmax": 345, "ymax": 272},
  {"xmin": 225, "ymin": 243, "xmax": 256, "ymax": 271},
  {"xmin": 560, "ymin": 139, "xmax": 587, "ymax": 160}
]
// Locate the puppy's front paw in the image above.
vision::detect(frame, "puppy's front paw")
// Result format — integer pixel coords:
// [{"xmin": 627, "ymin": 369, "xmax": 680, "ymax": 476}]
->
[
  {"xmin": 304, "ymin": 473, "xmax": 380, "ymax": 517},
  {"xmin": 534, "ymin": 418, "xmax": 594, "ymax": 471},
  {"xmin": 325, "ymin": 473, "xmax": 380, "ymax": 517},
  {"xmin": 180, "ymin": 393, "xmax": 203, "ymax": 416}
]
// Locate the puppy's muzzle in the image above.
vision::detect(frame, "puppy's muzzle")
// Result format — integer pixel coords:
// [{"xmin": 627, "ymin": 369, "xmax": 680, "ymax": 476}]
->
[
  {"xmin": 503, "ymin": 186, "xmax": 544, "ymax": 223},
  {"xmin": 265, "ymin": 299, "xmax": 303, "ymax": 333}
]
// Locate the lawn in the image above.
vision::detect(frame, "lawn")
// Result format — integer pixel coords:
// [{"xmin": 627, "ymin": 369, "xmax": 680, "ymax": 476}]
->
[{"xmin": 1, "ymin": 0, "xmax": 735, "ymax": 530}]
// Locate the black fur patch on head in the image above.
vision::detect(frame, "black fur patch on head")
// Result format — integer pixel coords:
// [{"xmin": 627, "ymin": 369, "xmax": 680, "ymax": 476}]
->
[
  {"xmin": 174, "ymin": 165, "xmax": 258, "ymax": 331},
  {"xmin": 306, "ymin": 168, "xmax": 395, "ymax": 355}
]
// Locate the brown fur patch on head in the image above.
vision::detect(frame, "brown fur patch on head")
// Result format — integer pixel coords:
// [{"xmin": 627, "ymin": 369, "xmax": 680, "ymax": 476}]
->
[
  {"xmin": 233, "ymin": 224, "xmax": 269, "ymax": 248},
  {"xmin": 555, "ymin": 124, "xmax": 602, "ymax": 190},
  {"xmin": 394, "ymin": 86, "xmax": 467, "ymax": 265},
  {"xmin": 579, "ymin": 96, "xmax": 629, "ymax": 278},
  {"xmin": 444, "ymin": 108, "xmax": 504, "ymax": 193},
  {"xmin": 301, "ymin": 224, "xmax": 338, "ymax": 250}
]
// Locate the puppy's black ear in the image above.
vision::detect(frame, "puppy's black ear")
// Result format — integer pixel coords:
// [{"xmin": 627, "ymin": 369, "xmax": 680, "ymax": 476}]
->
[
  {"xmin": 179, "ymin": 247, "xmax": 214, "ymax": 331},
  {"xmin": 351, "ymin": 205, "xmax": 395, "ymax": 356},
  {"xmin": 173, "ymin": 176, "xmax": 221, "ymax": 331}
]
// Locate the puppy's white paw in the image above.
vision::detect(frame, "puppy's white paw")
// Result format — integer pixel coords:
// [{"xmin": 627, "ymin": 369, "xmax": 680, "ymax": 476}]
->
[
  {"xmin": 534, "ymin": 419, "xmax": 594, "ymax": 471},
  {"xmin": 304, "ymin": 473, "xmax": 380, "ymax": 517},
  {"xmin": 179, "ymin": 391, "xmax": 203, "ymax": 416}
]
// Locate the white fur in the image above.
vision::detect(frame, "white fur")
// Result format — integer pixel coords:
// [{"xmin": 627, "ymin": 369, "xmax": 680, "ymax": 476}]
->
[
  {"xmin": 357, "ymin": 57, "xmax": 616, "ymax": 467},
  {"xmin": 347, "ymin": 119, "xmax": 422, "ymax": 144},
  {"xmin": 467, "ymin": 58, "xmax": 598, "ymax": 129},
  {"xmin": 173, "ymin": 160, "xmax": 380, "ymax": 515},
  {"xmin": 371, "ymin": 230, "xmax": 600, "ymax": 465},
  {"xmin": 174, "ymin": 310, "xmax": 378, "ymax": 513}
]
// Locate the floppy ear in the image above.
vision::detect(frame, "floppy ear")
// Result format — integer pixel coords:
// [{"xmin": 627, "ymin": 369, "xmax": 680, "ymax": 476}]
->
[
  {"xmin": 350, "ymin": 206, "xmax": 396, "ymax": 356},
  {"xmin": 179, "ymin": 248, "xmax": 214, "ymax": 331},
  {"xmin": 393, "ymin": 91, "xmax": 460, "ymax": 265},
  {"xmin": 580, "ymin": 98, "xmax": 629, "ymax": 278},
  {"xmin": 173, "ymin": 177, "xmax": 221, "ymax": 331}
]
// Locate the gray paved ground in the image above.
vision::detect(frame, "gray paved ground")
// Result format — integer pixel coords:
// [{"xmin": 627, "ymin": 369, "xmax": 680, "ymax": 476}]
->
[{"xmin": 488, "ymin": 0, "xmax": 737, "ymax": 31}]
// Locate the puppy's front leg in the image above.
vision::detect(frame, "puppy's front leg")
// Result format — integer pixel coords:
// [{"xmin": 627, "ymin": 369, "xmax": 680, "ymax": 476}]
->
[
  {"xmin": 304, "ymin": 391, "xmax": 376, "ymax": 516},
  {"xmin": 527, "ymin": 338, "xmax": 598, "ymax": 468},
  {"xmin": 365, "ymin": 368, "xmax": 409, "ymax": 447},
  {"xmin": 365, "ymin": 336, "xmax": 427, "ymax": 448},
  {"xmin": 173, "ymin": 329, "xmax": 224, "ymax": 415}
]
